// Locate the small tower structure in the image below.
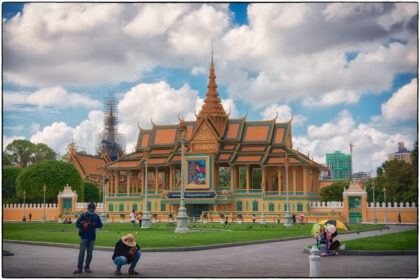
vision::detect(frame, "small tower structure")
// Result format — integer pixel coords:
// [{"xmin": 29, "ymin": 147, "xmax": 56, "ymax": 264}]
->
[{"xmin": 96, "ymin": 94, "xmax": 125, "ymax": 161}]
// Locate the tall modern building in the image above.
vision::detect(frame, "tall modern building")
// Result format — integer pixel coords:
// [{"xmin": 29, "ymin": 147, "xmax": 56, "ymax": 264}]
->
[
  {"xmin": 387, "ymin": 142, "xmax": 412, "ymax": 164},
  {"xmin": 326, "ymin": 151, "xmax": 351, "ymax": 180}
]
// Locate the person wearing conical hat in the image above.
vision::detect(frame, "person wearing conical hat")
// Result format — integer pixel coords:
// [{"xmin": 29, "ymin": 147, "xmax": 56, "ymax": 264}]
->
[{"xmin": 112, "ymin": 234, "xmax": 141, "ymax": 275}]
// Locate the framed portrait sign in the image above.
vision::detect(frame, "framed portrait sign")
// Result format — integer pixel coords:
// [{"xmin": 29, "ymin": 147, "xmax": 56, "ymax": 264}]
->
[{"xmin": 184, "ymin": 156, "xmax": 210, "ymax": 189}]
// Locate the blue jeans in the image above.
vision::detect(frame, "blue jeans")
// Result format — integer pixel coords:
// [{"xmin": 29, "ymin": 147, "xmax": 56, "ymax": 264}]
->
[
  {"xmin": 113, "ymin": 251, "xmax": 141, "ymax": 271},
  {"xmin": 77, "ymin": 239, "xmax": 95, "ymax": 270}
]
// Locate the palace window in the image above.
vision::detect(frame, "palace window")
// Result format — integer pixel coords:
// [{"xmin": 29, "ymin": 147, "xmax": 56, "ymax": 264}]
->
[
  {"xmin": 119, "ymin": 203, "xmax": 124, "ymax": 212},
  {"xmin": 252, "ymin": 200, "xmax": 258, "ymax": 211},
  {"xmin": 292, "ymin": 203, "xmax": 295, "ymax": 211},
  {"xmin": 284, "ymin": 203, "xmax": 290, "ymax": 211},
  {"xmin": 237, "ymin": 200, "xmax": 243, "ymax": 211},
  {"xmin": 306, "ymin": 203, "xmax": 310, "ymax": 211},
  {"xmin": 109, "ymin": 203, "xmax": 114, "ymax": 212},
  {"xmin": 127, "ymin": 204, "xmax": 130, "ymax": 211},
  {"xmin": 278, "ymin": 203, "xmax": 281, "ymax": 211},
  {"xmin": 133, "ymin": 203, "xmax": 138, "ymax": 212},
  {"xmin": 219, "ymin": 167, "xmax": 231, "ymax": 187},
  {"xmin": 155, "ymin": 201, "xmax": 157, "ymax": 211},
  {"xmin": 297, "ymin": 203, "xmax": 303, "ymax": 212},
  {"xmin": 246, "ymin": 201, "xmax": 249, "ymax": 211},
  {"xmin": 160, "ymin": 202, "xmax": 166, "ymax": 211},
  {"xmin": 269, "ymin": 202, "xmax": 274, "ymax": 211},
  {"xmin": 147, "ymin": 201, "xmax": 151, "ymax": 211}
]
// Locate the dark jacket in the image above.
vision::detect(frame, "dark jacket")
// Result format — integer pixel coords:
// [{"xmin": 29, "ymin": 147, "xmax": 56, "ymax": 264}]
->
[
  {"xmin": 112, "ymin": 239, "xmax": 141, "ymax": 264},
  {"xmin": 75, "ymin": 212, "xmax": 103, "ymax": 240}
]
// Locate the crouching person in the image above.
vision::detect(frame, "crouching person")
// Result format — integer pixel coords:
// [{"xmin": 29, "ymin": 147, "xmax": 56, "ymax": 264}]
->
[{"xmin": 112, "ymin": 234, "xmax": 141, "ymax": 275}]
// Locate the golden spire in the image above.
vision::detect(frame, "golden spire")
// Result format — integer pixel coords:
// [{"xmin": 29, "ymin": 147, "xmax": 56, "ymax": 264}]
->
[{"xmin": 198, "ymin": 49, "xmax": 227, "ymax": 118}]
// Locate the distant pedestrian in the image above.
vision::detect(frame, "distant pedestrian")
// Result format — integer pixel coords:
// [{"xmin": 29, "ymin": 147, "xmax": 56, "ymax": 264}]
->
[
  {"xmin": 112, "ymin": 234, "xmax": 141, "ymax": 275},
  {"xmin": 130, "ymin": 211, "xmax": 136, "ymax": 228},
  {"xmin": 398, "ymin": 213, "xmax": 402, "ymax": 225},
  {"xmin": 225, "ymin": 217, "xmax": 229, "ymax": 225},
  {"xmin": 29, "ymin": 213, "xmax": 32, "ymax": 222},
  {"xmin": 277, "ymin": 217, "xmax": 280, "ymax": 224},
  {"xmin": 252, "ymin": 214, "xmax": 256, "ymax": 224},
  {"xmin": 292, "ymin": 213, "xmax": 296, "ymax": 224},
  {"xmin": 74, "ymin": 202, "xmax": 103, "ymax": 274},
  {"xmin": 137, "ymin": 212, "xmax": 142, "ymax": 227}
]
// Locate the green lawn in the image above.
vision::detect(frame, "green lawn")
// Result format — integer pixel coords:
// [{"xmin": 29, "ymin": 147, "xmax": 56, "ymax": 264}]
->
[
  {"xmin": 342, "ymin": 229, "xmax": 418, "ymax": 251},
  {"xmin": 3, "ymin": 222, "xmax": 383, "ymax": 249}
]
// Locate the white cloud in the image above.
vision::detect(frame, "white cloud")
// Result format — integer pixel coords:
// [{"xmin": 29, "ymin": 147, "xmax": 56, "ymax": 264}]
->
[
  {"xmin": 191, "ymin": 66, "xmax": 207, "ymax": 76},
  {"xmin": 381, "ymin": 78, "xmax": 417, "ymax": 122},
  {"xmin": 3, "ymin": 135, "xmax": 25, "ymax": 150},
  {"xmin": 30, "ymin": 110, "xmax": 103, "ymax": 154},
  {"xmin": 260, "ymin": 104, "xmax": 307, "ymax": 126},
  {"xmin": 303, "ymin": 90, "xmax": 360, "ymax": 107},
  {"xmin": 30, "ymin": 123, "xmax": 40, "ymax": 133},
  {"xmin": 307, "ymin": 110, "xmax": 355, "ymax": 139},
  {"xmin": 4, "ymin": 87, "xmax": 101, "ymax": 110},
  {"xmin": 293, "ymin": 110, "xmax": 415, "ymax": 173}
]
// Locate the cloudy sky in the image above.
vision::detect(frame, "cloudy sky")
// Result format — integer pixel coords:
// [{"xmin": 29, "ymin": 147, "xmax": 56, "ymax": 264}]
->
[{"xmin": 3, "ymin": 3, "xmax": 418, "ymax": 173}]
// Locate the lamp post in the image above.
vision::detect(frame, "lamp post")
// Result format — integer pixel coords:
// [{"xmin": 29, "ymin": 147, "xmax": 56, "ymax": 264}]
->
[
  {"xmin": 284, "ymin": 156, "xmax": 293, "ymax": 227},
  {"xmin": 141, "ymin": 148, "xmax": 151, "ymax": 229},
  {"xmin": 42, "ymin": 184, "xmax": 47, "ymax": 222},
  {"xmin": 23, "ymin": 190, "xmax": 26, "ymax": 222},
  {"xmin": 100, "ymin": 175, "xmax": 108, "ymax": 224},
  {"xmin": 175, "ymin": 122, "xmax": 189, "ymax": 233},
  {"xmin": 383, "ymin": 187, "xmax": 388, "ymax": 224},
  {"xmin": 260, "ymin": 189, "xmax": 265, "ymax": 224},
  {"xmin": 372, "ymin": 181, "xmax": 377, "ymax": 224}
]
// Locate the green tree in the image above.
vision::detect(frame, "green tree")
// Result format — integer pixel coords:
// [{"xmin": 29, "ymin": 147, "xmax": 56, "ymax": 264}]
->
[
  {"xmin": 375, "ymin": 159, "xmax": 417, "ymax": 203},
  {"xmin": 32, "ymin": 143, "xmax": 56, "ymax": 163},
  {"xmin": 2, "ymin": 153, "xmax": 13, "ymax": 166},
  {"xmin": 2, "ymin": 167, "xmax": 22, "ymax": 198},
  {"xmin": 83, "ymin": 181, "xmax": 100, "ymax": 202},
  {"xmin": 5, "ymin": 139, "xmax": 35, "ymax": 168},
  {"xmin": 16, "ymin": 160, "xmax": 83, "ymax": 203},
  {"xmin": 320, "ymin": 181, "xmax": 348, "ymax": 202},
  {"xmin": 252, "ymin": 168, "xmax": 262, "ymax": 189},
  {"xmin": 218, "ymin": 167, "xmax": 231, "ymax": 187}
]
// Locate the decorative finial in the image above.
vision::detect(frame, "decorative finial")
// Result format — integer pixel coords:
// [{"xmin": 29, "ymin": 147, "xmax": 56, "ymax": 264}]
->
[
  {"xmin": 227, "ymin": 108, "xmax": 232, "ymax": 118},
  {"xmin": 137, "ymin": 121, "xmax": 141, "ymax": 130},
  {"xmin": 242, "ymin": 111, "xmax": 248, "ymax": 120},
  {"xmin": 289, "ymin": 113, "xmax": 294, "ymax": 123},
  {"xmin": 273, "ymin": 112, "xmax": 278, "ymax": 121},
  {"xmin": 151, "ymin": 118, "xmax": 156, "ymax": 126}
]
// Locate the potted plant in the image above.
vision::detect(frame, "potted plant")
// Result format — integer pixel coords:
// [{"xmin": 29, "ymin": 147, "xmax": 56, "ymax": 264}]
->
[
  {"xmin": 237, "ymin": 214, "xmax": 243, "ymax": 224},
  {"xmin": 202, "ymin": 213, "xmax": 208, "ymax": 224},
  {"xmin": 219, "ymin": 213, "xmax": 225, "ymax": 224},
  {"xmin": 152, "ymin": 213, "xmax": 157, "ymax": 223},
  {"xmin": 169, "ymin": 213, "xmax": 174, "ymax": 224},
  {"xmin": 120, "ymin": 213, "xmax": 125, "ymax": 223}
]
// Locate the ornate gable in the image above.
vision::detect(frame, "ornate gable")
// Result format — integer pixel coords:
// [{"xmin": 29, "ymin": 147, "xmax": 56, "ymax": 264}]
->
[{"xmin": 189, "ymin": 120, "xmax": 219, "ymax": 154}]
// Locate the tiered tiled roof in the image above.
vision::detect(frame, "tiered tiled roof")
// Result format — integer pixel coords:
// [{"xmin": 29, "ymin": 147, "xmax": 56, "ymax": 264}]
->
[
  {"xmin": 104, "ymin": 53, "xmax": 325, "ymax": 171},
  {"xmin": 69, "ymin": 151, "xmax": 107, "ymax": 178}
]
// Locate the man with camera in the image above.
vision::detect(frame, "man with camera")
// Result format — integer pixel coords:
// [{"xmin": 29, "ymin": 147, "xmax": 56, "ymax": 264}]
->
[
  {"xmin": 112, "ymin": 233, "xmax": 141, "ymax": 275},
  {"xmin": 74, "ymin": 202, "xmax": 103, "ymax": 274}
]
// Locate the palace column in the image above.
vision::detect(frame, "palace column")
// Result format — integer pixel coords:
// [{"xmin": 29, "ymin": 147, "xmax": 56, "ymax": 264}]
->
[
  {"xmin": 214, "ymin": 165, "xmax": 219, "ymax": 188},
  {"xmin": 115, "ymin": 171, "xmax": 119, "ymax": 195},
  {"xmin": 261, "ymin": 166, "xmax": 266, "ymax": 192},
  {"xmin": 292, "ymin": 166, "xmax": 297, "ymax": 194},
  {"xmin": 110, "ymin": 173, "xmax": 114, "ymax": 194},
  {"xmin": 106, "ymin": 172, "xmax": 110, "ymax": 195},
  {"xmin": 127, "ymin": 171, "xmax": 131, "ymax": 196},
  {"xmin": 230, "ymin": 165, "xmax": 235, "ymax": 190},
  {"xmin": 277, "ymin": 166, "xmax": 282, "ymax": 194},
  {"xmin": 155, "ymin": 168, "xmax": 159, "ymax": 194},
  {"xmin": 169, "ymin": 166, "xmax": 174, "ymax": 190},
  {"xmin": 246, "ymin": 165, "xmax": 250, "ymax": 192},
  {"xmin": 303, "ymin": 168, "xmax": 309, "ymax": 194}
]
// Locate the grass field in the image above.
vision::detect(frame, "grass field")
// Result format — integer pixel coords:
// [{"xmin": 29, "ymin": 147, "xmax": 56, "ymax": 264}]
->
[
  {"xmin": 342, "ymin": 229, "xmax": 418, "ymax": 251},
  {"xmin": 3, "ymin": 222, "xmax": 383, "ymax": 248}
]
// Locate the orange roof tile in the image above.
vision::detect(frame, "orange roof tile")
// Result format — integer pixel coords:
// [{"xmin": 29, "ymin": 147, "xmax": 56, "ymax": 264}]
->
[
  {"xmin": 274, "ymin": 127, "xmax": 285, "ymax": 144},
  {"xmin": 77, "ymin": 154, "xmax": 106, "ymax": 175},
  {"xmin": 154, "ymin": 128, "xmax": 177, "ymax": 145},
  {"xmin": 223, "ymin": 145, "xmax": 235, "ymax": 150},
  {"xmin": 267, "ymin": 157, "xmax": 301, "ymax": 164},
  {"xmin": 141, "ymin": 134, "xmax": 150, "ymax": 148},
  {"xmin": 150, "ymin": 149, "xmax": 172, "ymax": 155},
  {"xmin": 186, "ymin": 125, "xmax": 194, "ymax": 140},
  {"xmin": 241, "ymin": 146, "xmax": 265, "ymax": 152},
  {"xmin": 108, "ymin": 161, "xmax": 140, "ymax": 168},
  {"xmin": 226, "ymin": 123, "xmax": 240, "ymax": 139},
  {"xmin": 148, "ymin": 158, "xmax": 167, "ymax": 164},
  {"xmin": 244, "ymin": 126, "xmax": 269, "ymax": 141},
  {"xmin": 272, "ymin": 148, "xmax": 286, "ymax": 153},
  {"xmin": 171, "ymin": 155, "xmax": 181, "ymax": 161},
  {"xmin": 218, "ymin": 154, "xmax": 231, "ymax": 160},
  {"xmin": 236, "ymin": 156, "xmax": 262, "ymax": 162}
]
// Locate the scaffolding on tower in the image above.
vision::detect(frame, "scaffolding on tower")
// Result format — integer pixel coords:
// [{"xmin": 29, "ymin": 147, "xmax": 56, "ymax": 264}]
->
[{"xmin": 95, "ymin": 94, "xmax": 125, "ymax": 161}]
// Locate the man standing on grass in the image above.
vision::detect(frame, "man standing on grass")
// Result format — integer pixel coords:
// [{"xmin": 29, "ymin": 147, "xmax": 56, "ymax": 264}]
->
[{"xmin": 74, "ymin": 202, "xmax": 103, "ymax": 274}]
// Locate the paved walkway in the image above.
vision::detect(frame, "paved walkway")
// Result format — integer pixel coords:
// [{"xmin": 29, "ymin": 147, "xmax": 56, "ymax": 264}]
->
[{"xmin": 2, "ymin": 225, "xmax": 417, "ymax": 277}]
